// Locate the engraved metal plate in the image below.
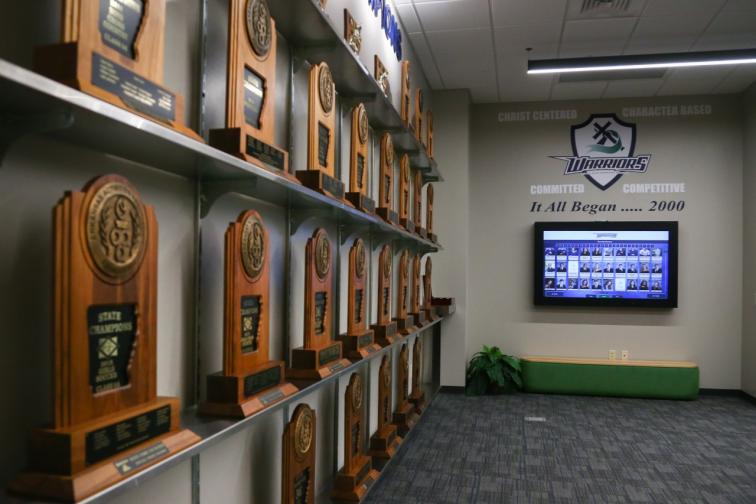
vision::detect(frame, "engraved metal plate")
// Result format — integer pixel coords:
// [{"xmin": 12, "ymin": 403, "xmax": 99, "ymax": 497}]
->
[
  {"xmin": 357, "ymin": 154, "xmax": 365, "ymax": 190},
  {"xmin": 319, "ymin": 343, "xmax": 341, "ymax": 367},
  {"xmin": 88, "ymin": 304, "xmax": 136, "ymax": 393},
  {"xmin": 246, "ymin": 136, "xmax": 286, "ymax": 170},
  {"xmin": 114, "ymin": 441, "xmax": 169, "ymax": 475},
  {"xmin": 354, "ymin": 289, "xmax": 363, "ymax": 323},
  {"xmin": 243, "ymin": 67, "xmax": 265, "ymax": 129},
  {"xmin": 245, "ymin": 0, "xmax": 272, "ymax": 57},
  {"xmin": 314, "ymin": 292, "xmax": 327, "ymax": 335},
  {"xmin": 241, "ymin": 214, "xmax": 265, "ymax": 280},
  {"xmin": 357, "ymin": 333, "xmax": 373, "ymax": 349},
  {"xmin": 351, "ymin": 422, "xmax": 360, "ymax": 455},
  {"xmin": 244, "ymin": 364, "xmax": 280, "ymax": 397},
  {"xmin": 318, "ymin": 122, "xmax": 330, "ymax": 168},
  {"xmin": 99, "ymin": 0, "xmax": 144, "ymax": 59},
  {"xmin": 240, "ymin": 295, "xmax": 261, "ymax": 354},
  {"xmin": 86, "ymin": 405, "xmax": 170, "ymax": 466},
  {"xmin": 294, "ymin": 468, "xmax": 310, "ymax": 504},
  {"xmin": 382, "ymin": 288, "xmax": 390, "ymax": 316},
  {"xmin": 260, "ymin": 388, "xmax": 285, "ymax": 405},
  {"xmin": 318, "ymin": 65, "xmax": 334, "ymax": 114}
]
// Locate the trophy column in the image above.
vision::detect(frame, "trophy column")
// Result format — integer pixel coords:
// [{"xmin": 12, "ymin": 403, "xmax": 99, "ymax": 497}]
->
[
  {"xmin": 393, "ymin": 250, "xmax": 415, "ymax": 335},
  {"xmin": 392, "ymin": 344, "xmax": 419, "ymax": 437},
  {"xmin": 369, "ymin": 355, "xmax": 401, "ymax": 469},
  {"xmin": 338, "ymin": 239, "xmax": 381, "ymax": 360},
  {"xmin": 370, "ymin": 245, "xmax": 398, "ymax": 346}
]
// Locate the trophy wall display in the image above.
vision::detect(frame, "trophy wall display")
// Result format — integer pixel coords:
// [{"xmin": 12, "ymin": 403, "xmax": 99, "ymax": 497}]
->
[
  {"xmin": 426, "ymin": 110, "xmax": 434, "ymax": 158},
  {"xmin": 398, "ymin": 155, "xmax": 414, "ymax": 233},
  {"xmin": 409, "ymin": 254, "xmax": 426, "ymax": 327},
  {"xmin": 413, "ymin": 88, "xmax": 423, "ymax": 143},
  {"xmin": 392, "ymin": 344, "xmax": 419, "ymax": 437},
  {"xmin": 400, "ymin": 60, "xmax": 411, "ymax": 127},
  {"xmin": 393, "ymin": 250, "xmax": 415, "ymax": 335},
  {"xmin": 288, "ymin": 228, "xmax": 350, "ymax": 380},
  {"xmin": 423, "ymin": 256, "xmax": 438, "ymax": 322},
  {"xmin": 296, "ymin": 62, "xmax": 345, "ymax": 200},
  {"xmin": 331, "ymin": 374, "xmax": 379, "ymax": 502},
  {"xmin": 413, "ymin": 170, "xmax": 427, "ymax": 239},
  {"xmin": 201, "ymin": 210, "xmax": 297, "ymax": 418},
  {"xmin": 370, "ymin": 245, "xmax": 398, "ymax": 347},
  {"xmin": 409, "ymin": 338, "xmax": 427, "ymax": 415},
  {"xmin": 209, "ymin": 0, "xmax": 291, "ymax": 176},
  {"xmin": 9, "ymin": 175, "xmax": 200, "ymax": 502},
  {"xmin": 344, "ymin": 9, "xmax": 362, "ymax": 54},
  {"xmin": 426, "ymin": 183, "xmax": 436, "ymax": 243},
  {"xmin": 34, "ymin": 0, "xmax": 200, "ymax": 140},
  {"xmin": 374, "ymin": 55, "xmax": 391, "ymax": 100},
  {"xmin": 282, "ymin": 404, "xmax": 316, "ymax": 504},
  {"xmin": 345, "ymin": 104, "xmax": 376, "ymax": 214},
  {"xmin": 337, "ymin": 239, "xmax": 381, "ymax": 360},
  {"xmin": 369, "ymin": 355, "xmax": 401, "ymax": 469},
  {"xmin": 375, "ymin": 133, "xmax": 399, "ymax": 226}
]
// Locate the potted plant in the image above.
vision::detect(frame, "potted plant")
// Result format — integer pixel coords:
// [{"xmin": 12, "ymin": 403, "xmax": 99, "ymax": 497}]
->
[{"xmin": 465, "ymin": 345, "xmax": 522, "ymax": 395}]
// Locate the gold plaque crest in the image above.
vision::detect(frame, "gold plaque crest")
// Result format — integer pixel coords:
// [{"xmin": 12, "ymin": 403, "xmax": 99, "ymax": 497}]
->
[
  {"xmin": 319, "ymin": 64, "xmax": 334, "ymax": 114},
  {"xmin": 295, "ymin": 406, "xmax": 314, "ymax": 457},
  {"xmin": 383, "ymin": 251, "xmax": 391, "ymax": 279},
  {"xmin": 350, "ymin": 374, "xmax": 363, "ymax": 412},
  {"xmin": 86, "ymin": 180, "xmax": 147, "ymax": 281},
  {"xmin": 241, "ymin": 214, "xmax": 265, "ymax": 280},
  {"xmin": 344, "ymin": 9, "xmax": 362, "ymax": 54},
  {"xmin": 355, "ymin": 240, "xmax": 366, "ymax": 279},
  {"xmin": 385, "ymin": 135, "xmax": 394, "ymax": 167},
  {"xmin": 315, "ymin": 230, "xmax": 331, "ymax": 279},
  {"xmin": 246, "ymin": 0, "xmax": 272, "ymax": 58},
  {"xmin": 357, "ymin": 104, "xmax": 369, "ymax": 144}
]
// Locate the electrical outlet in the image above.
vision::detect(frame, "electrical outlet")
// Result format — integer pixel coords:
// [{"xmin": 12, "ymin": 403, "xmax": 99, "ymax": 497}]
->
[
  {"xmin": 621, "ymin": 350, "xmax": 629, "ymax": 361},
  {"xmin": 608, "ymin": 350, "xmax": 617, "ymax": 360}
]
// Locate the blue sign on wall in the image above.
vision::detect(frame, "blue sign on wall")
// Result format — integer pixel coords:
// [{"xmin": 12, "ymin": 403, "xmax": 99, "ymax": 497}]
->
[{"xmin": 368, "ymin": 0, "xmax": 402, "ymax": 60}]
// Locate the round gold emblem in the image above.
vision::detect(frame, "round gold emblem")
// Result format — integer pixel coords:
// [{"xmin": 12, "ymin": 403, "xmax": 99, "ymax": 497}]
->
[
  {"xmin": 319, "ymin": 64, "xmax": 334, "ymax": 114},
  {"xmin": 384, "ymin": 135, "xmax": 394, "ymax": 167},
  {"xmin": 314, "ymin": 229, "xmax": 330, "ymax": 279},
  {"xmin": 357, "ymin": 104, "xmax": 369, "ymax": 144},
  {"xmin": 86, "ymin": 180, "xmax": 147, "ymax": 282},
  {"xmin": 382, "ymin": 247, "xmax": 391, "ymax": 279},
  {"xmin": 246, "ymin": 0, "xmax": 271, "ymax": 58},
  {"xmin": 294, "ymin": 406, "xmax": 314, "ymax": 457},
  {"xmin": 241, "ymin": 214, "xmax": 265, "ymax": 280},
  {"xmin": 350, "ymin": 374, "xmax": 363, "ymax": 412},
  {"xmin": 355, "ymin": 240, "xmax": 366, "ymax": 279}
]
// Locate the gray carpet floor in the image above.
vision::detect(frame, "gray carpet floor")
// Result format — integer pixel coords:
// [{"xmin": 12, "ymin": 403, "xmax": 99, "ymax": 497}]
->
[{"xmin": 364, "ymin": 392, "xmax": 756, "ymax": 503}]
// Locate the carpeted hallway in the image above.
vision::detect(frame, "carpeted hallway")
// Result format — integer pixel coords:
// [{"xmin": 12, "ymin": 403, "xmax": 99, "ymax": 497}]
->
[{"xmin": 365, "ymin": 392, "xmax": 756, "ymax": 503}]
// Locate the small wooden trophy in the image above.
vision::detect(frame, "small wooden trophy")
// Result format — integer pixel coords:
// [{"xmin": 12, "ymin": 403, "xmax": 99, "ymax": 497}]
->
[
  {"xmin": 409, "ymin": 338, "xmax": 427, "ymax": 415},
  {"xmin": 398, "ymin": 154, "xmax": 414, "ymax": 233},
  {"xmin": 370, "ymin": 245, "xmax": 398, "ymax": 347},
  {"xmin": 201, "ymin": 210, "xmax": 297, "ymax": 418},
  {"xmin": 288, "ymin": 228, "xmax": 351, "ymax": 381},
  {"xmin": 374, "ymin": 55, "xmax": 391, "ymax": 100},
  {"xmin": 413, "ymin": 89, "xmax": 424, "ymax": 143},
  {"xmin": 209, "ymin": 0, "xmax": 291, "ymax": 176},
  {"xmin": 393, "ymin": 250, "xmax": 415, "ymax": 335},
  {"xmin": 282, "ymin": 404, "xmax": 316, "ymax": 504},
  {"xmin": 331, "ymin": 374, "xmax": 380, "ymax": 502},
  {"xmin": 400, "ymin": 60, "xmax": 411, "ymax": 127},
  {"xmin": 344, "ymin": 9, "xmax": 362, "ymax": 54},
  {"xmin": 413, "ymin": 170, "xmax": 427, "ymax": 239},
  {"xmin": 426, "ymin": 184, "xmax": 437, "ymax": 243},
  {"xmin": 35, "ymin": 0, "xmax": 200, "ymax": 140},
  {"xmin": 392, "ymin": 344, "xmax": 419, "ymax": 437},
  {"xmin": 345, "ymin": 104, "xmax": 376, "ymax": 214},
  {"xmin": 423, "ymin": 257, "xmax": 438, "ymax": 322},
  {"xmin": 338, "ymin": 239, "xmax": 381, "ymax": 360},
  {"xmin": 375, "ymin": 133, "xmax": 399, "ymax": 226},
  {"xmin": 9, "ymin": 175, "xmax": 200, "ymax": 502},
  {"xmin": 409, "ymin": 254, "xmax": 426, "ymax": 327},
  {"xmin": 369, "ymin": 355, "xmax": 401, "ymax": 470},
  {"xmin": 297, "ymin": 62, "xmax": 345, "ymax": 200},
  {"xmin": 427, "ymin": 110, "xmax": 434, "ymax": 158}
]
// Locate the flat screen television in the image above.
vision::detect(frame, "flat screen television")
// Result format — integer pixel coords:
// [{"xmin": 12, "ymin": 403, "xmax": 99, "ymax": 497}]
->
[{"xmin": 534, "ymin": 221, "xmax": 678, "ymax": 308}]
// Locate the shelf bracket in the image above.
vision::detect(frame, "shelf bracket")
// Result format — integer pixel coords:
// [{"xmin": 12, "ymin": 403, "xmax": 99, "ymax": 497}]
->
[
  {"xmin": 289, "ymin": 207, "xmax": 334, "ymax": 235},
  {"xmin": 370, "ymin": 231, "xmax": 395, "ymax": 250},
  {"xmin": 339, "ymin": 224, "xmax": 367, "ymax": 245},
  {"xmin": 199, "ymin": 178, "xmax": 258, "ymax": 218},
  {"xmin": 0, "ymin": 109, "xmax": 74, "ymax": 166}
]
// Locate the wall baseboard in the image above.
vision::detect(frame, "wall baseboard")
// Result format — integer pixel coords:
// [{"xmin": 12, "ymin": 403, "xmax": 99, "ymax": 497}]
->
[{"xmin": 698, "ymin": 389, "xmax": 756, "ymax": 404}]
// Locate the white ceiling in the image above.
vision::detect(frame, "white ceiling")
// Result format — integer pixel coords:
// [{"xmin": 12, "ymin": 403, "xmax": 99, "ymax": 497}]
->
[{"xmin": 395, "ymin": 0, "xmax": 756, "ymax": 103}]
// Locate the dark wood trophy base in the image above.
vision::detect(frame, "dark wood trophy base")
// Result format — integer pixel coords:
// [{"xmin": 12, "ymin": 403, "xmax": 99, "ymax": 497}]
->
[
  {"xmin": 428, "ymin": 232, "xmax": 438, "ymax": 243},
  {"xmin": 399, "ymin": 218, "xmax": 415, "ymax": 234},
  {"xmin": 369, "ymin": 424, "xmax": 401, "ymax": 470},
  {"xmin": 432, "ymin": 297, "xmax": 456, "ymax": 316},
  {"xmin": 376, "ymin": 208, "xmax": 399, "ymax": 226},
  {"xmin": 394, "ymin": 315, "xmax": 415, "ymax": 336},
  {"xmin": 200, "ymin": 361, "xmax": 298, "ymax": 419},
  {"xmin": 410, "ymin": 311, "xmax": 427, "ymax": 328},
  {"xmin": 209, "ymin": 128, "xmax": 292, "ymax": 180},
  {"xmin": 393, "ymin": 402, "xmax": 419, "ymax": 438},
  {"xmin": 10, "ymin": 398, "xmax": 200, "ymax": 502},
  {"xmin": 370, "ymin": 321, "xmax": 398, "ymax": 347},
  {"xmin": 287, "ymin": 343, "xmax": 351, "ymax": 381},
  {"xmin": 34, "ymin": 44, "xmax": 202, "ymax": 142},
  {"xmin": 330, "ymin": 454, "xmax": 380, "ymax": 503},
  {"xmin": 296, "ymin": 170, "xmax": 345, "ymax": 201},
  {"xmin": 424, "ymin": 307, "xmax": 439, "ymax": 322},
  {"xmin": 416, "ymin": 226, "xmax": 427, "ymax": 239},
  {"xmin": 337, "ymin": 329, "xmax": 381, "ymax": 361},
  {"xmin": 345, "ymin": 192, "xmax": 376, "ymax": 214},
  {"xmin": 409, "ymin": 390, "xmax": 427, "ymax": 416}
]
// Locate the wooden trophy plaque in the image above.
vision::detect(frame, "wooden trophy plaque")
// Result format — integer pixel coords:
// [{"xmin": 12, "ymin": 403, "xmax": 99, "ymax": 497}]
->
[
  {"xmin": 9, "ymin": 175, "xmax": 200, "ymax": 502},
  {"xmin": 209, "ymin": 0, "xmax": 291, "ymax": 177},
  {"xmin": 413, "ymin": 170, "xmax": 427, "ymax": 239},
  {"xmin": 398, "ymin": 154, "xmax": 414, "ymax": 233},
  {"xmin": 331, "ymin": 374, "xmax": 379, "ymax": 502},
  {"xmin": 393, "ymin": 250, "xmax": 415, "ymax": 335},
  {"xmin": 409, "ymin": 254, "xmax": 426, "ymax": 327},
  {"xmin": 282, "ymin": 404, "xmax": 316, "ymax": 504},
  {"xmin": 409, "ymin": 338, "xmax": 427, "ymax": 415},
  {"xmin": 423, "ymin": 256, "xmax": 438, "ymax": 322},
  {"xmin": 374, "ymin": 55, "xmax": 391, "ymax": 100},
  {"xmin": 375, "ymin": 133, "xmax": 399, "ymax": 226},
  {"xmin": 297, "ymin": 62, "xmax": 345, "ymax": 200},
  {"xmin": 344, "ymin": 9, "xmax": 362, "ymax": 54},
  {"xmin": 345, "ymin": 104, "xmax": 375, "ymax": 214},
  {"xmin": 427, "ymin": 110, "xmax": 434, "ymax": 158},
  {"xmin": 288, "ymin": 228, "xmax": 350, "ymax": 381},
  {"xmin": 370, "ymin": 245, "xmax": 398, "ymax": 347},
  {"xmin": 400, "ymin": 60, "xmax": 411, "ymax": 127},
  {"xmin": 392, "ymin": 344, "xmax": 418, "ymax": 437},
  {"xmin": 34, "ymin": 0, "xmax": 200, "ymax": 140},
  {"xmin": 200, "ymin": 210, "xmax": 297, "ymax": 419},
  {"xmin": 426, "ymin": 184, "xmax": 437, "ymax": 243},
  {"xmin": 338, "ymin": 239, "xmax": 381, "ymax": 360},
  {"xmin": 369, "ymin": 355, "xmax": 401, "ymax": 470},
  {"xmin": 413, "ymin": 89, "xmax": 424, "ymax": 143}
]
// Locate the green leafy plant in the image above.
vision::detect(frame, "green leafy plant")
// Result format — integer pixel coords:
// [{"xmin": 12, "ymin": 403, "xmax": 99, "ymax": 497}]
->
[{"xmin": 465, "ymin": 346, "xmax": 522, "ymax": 395}]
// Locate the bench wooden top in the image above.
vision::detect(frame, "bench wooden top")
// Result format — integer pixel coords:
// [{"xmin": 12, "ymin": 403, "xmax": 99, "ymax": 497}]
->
[{"xmin": 522, "ymin": 356, "xmax": 698, "ymax": 368}]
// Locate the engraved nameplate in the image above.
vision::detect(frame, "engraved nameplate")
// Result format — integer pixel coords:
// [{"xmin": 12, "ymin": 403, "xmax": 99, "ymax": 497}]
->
[
  {"xmin": 315, "ymin": 291, "xmax": 327, "ymax": 335},
  {"xmin": 99, "ymin": 0, "xmax": 144, "ymax": 59},
  {"xmin": 240, "ymin": 295, "xmax": 261, "ymax": 354},
  {"xmin": 357, "ymin": 333, "xmax": 373, "ymax": 349},
  {"xmin": 322, "ymin": 173, "xmax": 345, "ymax": 198},
  {"xmin": 356, "ymin": 462, "xmax": 370, "ymax": 485},
  {"xmin": 318, "ymin": 122, "xmax": 330, "ymax": 168},
  {"xmin": 319, "ymin": 343, "xmax": 341, "ymax": 366},
  {"xmin": 243, "ymin": 66, "xmax": 264, "ymax": 129},
  {"xmin": 85, "ymin": 405, "xmax": 171, "ymax": 465},
  {"xmin": 260, "ymin": 388, "xmax": 285, "ymax": 405},
  {"xmin": 114, "ymin": 441, "xmax": 169, "ymax": 475},
  {"xmin": 382, "ymin": 288, "xmax": 390, "ymax": 316},
  {"xmin": 88, "ymin": 303, "xmax": 136, "ymax": 394},
  {"xmin": 246, "ymin": 136, "xmax": 286, "ymax": 171},
  {"xmin": 294, "ymin": 468, "xmax": 310, "ymax": 504},
  {"xmin": 357, "ymin": 154, "xmax": 365, "ymax": 189},
  {"xmin": 354, "ymin": 289, "xmax": 363, "ymax": 323},
  {"xmin": 244, "ymin": 365, "xmax": 281, "ymax": 398},
  {"xmin": 351, "ymin": 422, "xmax": 360, "ymax": 456}
]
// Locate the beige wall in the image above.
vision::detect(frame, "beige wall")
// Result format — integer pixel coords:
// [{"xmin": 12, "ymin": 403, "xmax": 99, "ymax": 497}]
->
[{"xmin": 742, "ymin": 83, "xmax": 756, "ymax": 398}]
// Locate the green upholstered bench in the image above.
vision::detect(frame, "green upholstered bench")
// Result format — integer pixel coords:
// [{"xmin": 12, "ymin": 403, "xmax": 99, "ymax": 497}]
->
[{"xmin": 521, "ymin": 356, "xmax": 699, "ymax": 400}]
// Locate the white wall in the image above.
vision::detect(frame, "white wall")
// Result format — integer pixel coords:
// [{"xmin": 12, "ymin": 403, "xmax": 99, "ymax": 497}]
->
[{"xmin": 742, "ymin": 83, "xmax": 756, "ymax": 398}]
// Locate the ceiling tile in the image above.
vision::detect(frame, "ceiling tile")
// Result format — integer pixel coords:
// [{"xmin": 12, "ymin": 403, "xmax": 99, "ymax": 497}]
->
[
  {"xmin": 425, "ymin": 28, "xmax": 496, "ymax": 89},
  {"xmin": 713, "ymin": 65, "xmax": 756, "ymax": 93},
  {"xmin": 469, "ymin": 83, "xmax": 500, "ymax": 103},
  {"xmin": 626, "ymin": 14, "xmax": 710, "ymax": 52},
  {"xmin": 566, "ymin": 0, "xmax": 647, "ymax": 20},
  {"xmin": 413, "ymin": 0, "xmax": 491, "ymax": 32},
  {"xmin": 641, "ymin": 0, "xmax": 727, "ymax": 18},
  {"xmin": 494, "ymin": 24, "xmax": 562, "ymax": 55},
  {"xmin": 396, "ymin": 4, "xmax": 422, "ymax": 34},
  {"xmin": 407, "ymin": 32, "xmax": 444, "ymax": 88},
  {"xmin": 491, "ymin": 0, "xmax": 567, "ymax": 27},
  {"xmin": 602, "ymin": 78, "xmax": 664, "ymax": 98},
  {"xmin": 560, "ymin": 18, "xmax": 637, "ymax": 57},
  {"xmin": 550, "ymin": 81, "xmax": 608, "ymax": 101},
  {"xmin": 498, "ymin": 73, "xmax": 554, "ymax": 102},
  {"xmin": 693, "ymin": 8, "xmax": 756, "ymax": 50},
  {"xmin": 656, "ymin": 66, "xmax": 735, "ymax": 95}
]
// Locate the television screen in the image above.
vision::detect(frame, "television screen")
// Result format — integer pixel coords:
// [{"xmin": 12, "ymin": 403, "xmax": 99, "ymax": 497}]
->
[{"xmin": 534, "ymin": 221, "xmax": 678, "ymax": 307}]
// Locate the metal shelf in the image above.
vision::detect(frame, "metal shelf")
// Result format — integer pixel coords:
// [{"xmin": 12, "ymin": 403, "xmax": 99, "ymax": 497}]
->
[
  {"xmin": 269, "ymin": 0, "xmax": 442, "ymax": 183},
  {"xmin": 0, "ymin": 59, "xmax": 440, "ymax": 252}
]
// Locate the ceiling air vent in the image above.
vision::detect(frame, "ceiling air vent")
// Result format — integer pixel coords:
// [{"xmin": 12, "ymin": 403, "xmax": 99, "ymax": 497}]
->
[{"xmin": 580, "ymin": 0, "xmax": 631, "ymax": 17}]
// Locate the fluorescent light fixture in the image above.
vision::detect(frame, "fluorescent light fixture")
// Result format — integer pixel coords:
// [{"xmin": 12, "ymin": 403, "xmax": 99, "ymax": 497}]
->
[{"xmin": 528, "ymin": 49, "xmax": 756, "ymax": 74}]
